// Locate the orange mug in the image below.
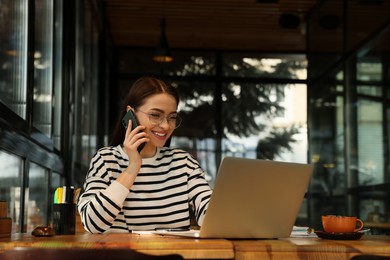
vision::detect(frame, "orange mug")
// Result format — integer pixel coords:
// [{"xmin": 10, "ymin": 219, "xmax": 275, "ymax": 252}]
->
[{"xmin": 322, "ymin": 215, "xmax": 364, "ymax": 233}]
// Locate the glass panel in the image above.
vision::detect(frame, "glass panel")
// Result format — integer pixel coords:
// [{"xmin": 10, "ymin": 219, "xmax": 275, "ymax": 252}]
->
[
  {"xmin": 335, "ymin": 95, "xmax": 345, "ymax": 192},
  {"xmin": 353, "ymin": 20, "xmax": 389, "ymax": 224},
  {"xmin": 221, "ymin": 82, "xmax": 307, "ymax": 163},
  {"xmin": 26, "ymin": 162, "xmax": 48, "ymax": 232},
  {"xmin": 0, "ymin": 150, "xmax": 23, "ymax": 233},
  {"xmin": 357, "ymin": 57, "xmax": 382, "ymax": 97},
  {"xmin": 308, "ymin": 71, "xmax": 344, "ymax": 229},
  {"xmin": 33, "ymin": 0, "xmax": 53, "ymax": 137},
  {"xmin": 357, "ymin": 85, "xmax": 382, "ymax": 97},
  {"xmin": 72, "ymin": 1, "xmax": 99, "ymax": 188},
  {"xmin": 53, "ymin": 0, "xmax": 63, "ymax": 150},
  {"xmin": 388, "ymin": 107, "xmax": 390, "ymax": 182},
  {"xmin": 171, "ymin": 81, "xmax": 217, "ymax": 186},
  {"xmin": 360, "ymin": 199, "xmax": 389, "ymax": 235},
  {"xmin": 357, "ymin": 59, "xmax": 382, "ymax": 82},
  {"xmin": 223, "ymin": 53, "xmax": 307, "ymax": 79},
  {"xmin": 357, "ymin": 99, "xmax": 383, "ymax": 186},
  {"xmin": 51, "ymin": 172, "xmax": 62, "ymax": 201},
  {"xmin": 309, "ymin": 73, "xmax": 344, "ymax": 191},
  {"xmin": 0, "ymin": 0, "xmax": 28, "ymax": 118}
]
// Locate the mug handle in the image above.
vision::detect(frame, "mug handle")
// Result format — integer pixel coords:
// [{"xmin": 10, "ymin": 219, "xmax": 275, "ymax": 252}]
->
[{"xmin": 354, "ymin": 218, "xmax": 364, "ymax": 232}]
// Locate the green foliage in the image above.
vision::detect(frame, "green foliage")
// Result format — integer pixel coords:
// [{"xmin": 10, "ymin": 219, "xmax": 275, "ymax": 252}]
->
[
  {"xmin": 171, "ymin": 55, "xmax": 305, "ymax": 160},
  {"xmin": 256, "ymin": 126, "xmax": 300, "ymax": 160}
]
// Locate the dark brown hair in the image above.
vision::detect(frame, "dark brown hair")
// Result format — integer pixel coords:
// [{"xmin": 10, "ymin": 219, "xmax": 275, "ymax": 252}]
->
[{"xmin": 109, "ymin": 77, "xmax": 180, "ymax": 146}]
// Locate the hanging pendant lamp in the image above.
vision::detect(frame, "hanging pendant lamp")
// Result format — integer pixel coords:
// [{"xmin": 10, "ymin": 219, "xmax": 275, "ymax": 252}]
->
[{"xmin": 153, "ymin": 17, "xmax": 173, "ymax": 63}]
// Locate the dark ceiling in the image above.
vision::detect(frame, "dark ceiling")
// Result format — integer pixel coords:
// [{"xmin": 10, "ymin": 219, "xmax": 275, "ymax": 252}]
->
[{"xmin": 103, "ymin": 0, "xmax": 390, "ymax": 52}]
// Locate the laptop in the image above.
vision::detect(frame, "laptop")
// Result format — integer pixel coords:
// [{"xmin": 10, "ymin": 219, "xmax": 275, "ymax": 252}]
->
[{"xmin": 155, "ymin": 156, "xmax": 313, "ymax": 239}]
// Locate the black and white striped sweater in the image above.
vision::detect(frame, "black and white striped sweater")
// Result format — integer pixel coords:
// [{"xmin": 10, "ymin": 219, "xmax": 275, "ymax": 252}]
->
[{"xmin": 78, "ymin": 145, "xmax": 212, "ymax": 233}]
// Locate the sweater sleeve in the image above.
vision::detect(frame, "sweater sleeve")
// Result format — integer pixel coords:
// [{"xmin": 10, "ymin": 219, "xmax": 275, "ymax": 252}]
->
[
  {"xmin": 77, "ymin": 148, "xmax": 129, "ymax": 233},
  {"xmin": 186, "ymin": 155, "xmax": 213, "ymax": 226}
]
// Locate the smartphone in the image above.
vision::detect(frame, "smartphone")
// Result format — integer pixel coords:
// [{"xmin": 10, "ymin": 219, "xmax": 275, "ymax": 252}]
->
[{"xmin": 122, "ymin": 110, "xmax": 145, "ymax": 152}]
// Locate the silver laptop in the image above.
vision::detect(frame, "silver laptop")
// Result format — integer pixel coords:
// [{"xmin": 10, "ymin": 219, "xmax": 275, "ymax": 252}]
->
[{"xmin": 156, "ymin": 156, "xmax": 313, "ymax": 239}]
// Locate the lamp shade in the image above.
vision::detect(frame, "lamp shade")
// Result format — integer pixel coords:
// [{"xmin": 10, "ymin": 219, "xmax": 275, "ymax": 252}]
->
[{"xmin": 153, "ymin": 18, "xmax": 173, "ymax": 62}]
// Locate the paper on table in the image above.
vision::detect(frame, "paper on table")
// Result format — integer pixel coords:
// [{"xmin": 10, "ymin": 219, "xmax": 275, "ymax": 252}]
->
[
  {"xmin": 134, "ymin": 226, "xmax": 316, "ymax": 238},
  {"xmin": 290, "ymin": 226, "xmax": 317, "ymax": 238}
]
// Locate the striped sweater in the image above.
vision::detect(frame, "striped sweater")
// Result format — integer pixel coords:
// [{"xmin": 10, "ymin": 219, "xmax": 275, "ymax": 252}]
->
[{"xmin": 77, "ymin": 145, "xmax": 212, "ymax": 233}]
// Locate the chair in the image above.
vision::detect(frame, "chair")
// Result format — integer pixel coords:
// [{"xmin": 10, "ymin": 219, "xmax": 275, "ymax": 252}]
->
[{"xmin": 0, "ymin": 247, "xmax": 184, "ymax": 260}]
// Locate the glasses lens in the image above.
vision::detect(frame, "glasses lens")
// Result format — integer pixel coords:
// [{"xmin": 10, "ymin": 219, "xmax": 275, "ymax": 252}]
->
[
  {"xmin": 147, "ymin": 112, "xmax": 182, "ymax": 129},
  {"xmin": 174, "ymin": 115, "xmax": 182, "ymax": 129},
  {"xmin": 148, "ymin": 114, "xmax": 161, "ymax": 125}
]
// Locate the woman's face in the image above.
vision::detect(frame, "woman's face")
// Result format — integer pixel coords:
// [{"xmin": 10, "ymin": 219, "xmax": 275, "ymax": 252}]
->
[{"xmin": 135, "ymin": 93, "xmax": 178, "ymax": 150}]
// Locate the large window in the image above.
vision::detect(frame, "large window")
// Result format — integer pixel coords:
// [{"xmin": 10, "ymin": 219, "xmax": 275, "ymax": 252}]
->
[
  {"xmin": 308, "ymin": 0, "xmax": 390, "ymax": 232},
  {"xmin": 0, "ymin": 0, "xmax": 65, "ymax": 234},
  {"xmin": 116, "ymin": 51, "xmax": 308, "ymax": 196}
]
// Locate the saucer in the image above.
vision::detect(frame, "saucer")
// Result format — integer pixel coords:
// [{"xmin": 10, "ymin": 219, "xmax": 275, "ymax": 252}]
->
[{"xmin": 315, "ymin": 230, "xmax": 366, "ymax": 240}]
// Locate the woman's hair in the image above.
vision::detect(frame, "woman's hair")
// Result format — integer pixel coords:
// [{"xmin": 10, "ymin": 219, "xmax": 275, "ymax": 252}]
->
[{"xmin": 109, "ymin": 77, "xmax": 180, "ymax": 146}]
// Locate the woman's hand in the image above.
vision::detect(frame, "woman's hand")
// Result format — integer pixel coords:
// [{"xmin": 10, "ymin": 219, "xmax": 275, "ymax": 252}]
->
[
  {"xmin": 123, "ymin": 120, "xmax": 149, "ymax": 163},
  {"xmin": 118, "ymin": 120, "xmax": 149, "ymax": 189}
]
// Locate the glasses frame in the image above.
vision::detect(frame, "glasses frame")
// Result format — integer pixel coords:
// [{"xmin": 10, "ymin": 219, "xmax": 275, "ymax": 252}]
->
[{"xmin": 136, "ymin": 109, "xmax": 182, "ymax": 129}]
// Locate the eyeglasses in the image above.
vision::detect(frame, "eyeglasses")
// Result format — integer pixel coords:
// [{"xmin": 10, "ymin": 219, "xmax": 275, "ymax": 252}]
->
[{"xmin": 136, "ymin": 109, "xmax": 182, "ymax": 129}]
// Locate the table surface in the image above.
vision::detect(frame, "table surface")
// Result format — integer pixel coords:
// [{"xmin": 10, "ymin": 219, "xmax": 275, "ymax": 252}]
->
[{"xmin": 0, "ymin": 232, "xmax": 389, "ymax": 259}]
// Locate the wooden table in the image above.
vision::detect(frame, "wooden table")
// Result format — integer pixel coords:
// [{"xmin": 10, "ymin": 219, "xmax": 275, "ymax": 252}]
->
[
  {"xmin": 233, "ymin": 236, "xmax": 390, "ymax": 259},
  {"xmin": 0, "ymin": 232, "xmax": 234, "ymax": 259},
  {"xmin": 0, "ymin": 232, "xmax": 389, "ymax": 259}
]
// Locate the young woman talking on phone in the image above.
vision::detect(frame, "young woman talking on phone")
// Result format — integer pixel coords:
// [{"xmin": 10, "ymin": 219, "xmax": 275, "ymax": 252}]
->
[{"xmin": 77, "ymin": 77, "xmax": 212, "ymax": 233}]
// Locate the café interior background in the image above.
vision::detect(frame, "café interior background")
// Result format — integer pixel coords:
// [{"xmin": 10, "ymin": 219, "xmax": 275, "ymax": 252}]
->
[{"xmin": 0, "ymin": 0, "xmax": 389, "ymax": 233}]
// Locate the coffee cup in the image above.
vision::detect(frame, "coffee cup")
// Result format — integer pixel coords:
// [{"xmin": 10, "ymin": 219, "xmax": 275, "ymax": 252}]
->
[{"xmin": 322, "ymin": 215, "xmax": 364, "ymax": 233}]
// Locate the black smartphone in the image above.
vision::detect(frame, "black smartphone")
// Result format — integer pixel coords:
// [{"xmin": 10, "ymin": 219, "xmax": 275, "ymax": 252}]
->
[{"xmin": 122, "ymin": 110, "xmax": 145, "ymax": 152}]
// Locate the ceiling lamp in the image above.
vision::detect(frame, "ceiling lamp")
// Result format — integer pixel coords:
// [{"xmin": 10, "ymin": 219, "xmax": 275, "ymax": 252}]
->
[{"xmin": 153, "ymin": 18, "xmax": 173, "ymax": 63}]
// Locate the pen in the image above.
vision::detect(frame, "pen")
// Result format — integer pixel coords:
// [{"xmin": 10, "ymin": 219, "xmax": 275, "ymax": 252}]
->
[
  {"xmin": 57, "ymin": 187, "xmax": 63, "ymax": 204},
  {"xmin": 62, "ymin": 186, "xmax": 67, "ymax": 203},
  {"xmin": 54, "ymin": 188, "xmax": 58, "ymax": 203}
]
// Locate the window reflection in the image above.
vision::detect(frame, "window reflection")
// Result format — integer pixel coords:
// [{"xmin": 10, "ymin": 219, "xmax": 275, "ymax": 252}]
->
[
  {"xmin": 0, "ymin": 150, "xmax": 22, "ymax": 233},
  {"xmin": 222, "ymin": 82, "xmax": 307, "ymax": 163},
  {"xmin": 357, "ymin": 100, "xmax": 383, "ymax": 186},
  {"xmin": 26, "ymin": 162, "xmax": 48, "ymax": 232},
  {"xmin": 0, "ymin": 0, "xmax": 28, "ymax": 118},
  {"xmin": 33, "ymin": 0, "xmax": 53, "ymax": 137},
  {"xmin": 53, "ymin": 0, "xmax": 63, "ymax": 150}
]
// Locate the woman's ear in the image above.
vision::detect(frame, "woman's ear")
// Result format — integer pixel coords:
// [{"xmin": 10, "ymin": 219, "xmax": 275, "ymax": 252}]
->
[{"xmin": 126, "ymin": 105, "xmax": 134, "ymax": 112}]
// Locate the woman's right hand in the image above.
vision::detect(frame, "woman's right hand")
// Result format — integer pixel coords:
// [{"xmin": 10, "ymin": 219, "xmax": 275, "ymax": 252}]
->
[
  {"xmin": 117, "ymin": 120, "xmax": 149, "ymax": 189},
  {"xmin": 122, "ymin": 120, "xmax": 148, "ymax": 167}
]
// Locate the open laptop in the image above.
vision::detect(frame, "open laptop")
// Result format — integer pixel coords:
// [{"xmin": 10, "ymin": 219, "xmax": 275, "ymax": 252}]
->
[{"xmin": 155, "ymin": 156, "xmax": 314, "ymax": 239}]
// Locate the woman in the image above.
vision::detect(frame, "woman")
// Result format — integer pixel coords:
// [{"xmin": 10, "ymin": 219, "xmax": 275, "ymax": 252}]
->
[{"xmin": 78, "ymin": 77, "xmax": 212, "ymax": 233}]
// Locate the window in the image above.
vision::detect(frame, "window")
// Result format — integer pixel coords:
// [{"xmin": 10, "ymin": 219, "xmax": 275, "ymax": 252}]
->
[
  {"xmin": 0, "ymin": 150, "xmax": 23, "ymax": 232},
  {"xmin": 33, "ymin": 0, "xmax": 54, "ymax": 137},
  {"xmin": 0, "ymin": 0, "xmax": 28, "ymax": 118}
]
